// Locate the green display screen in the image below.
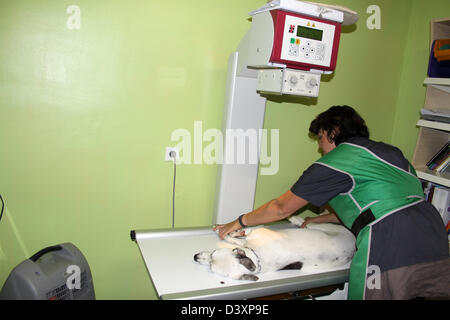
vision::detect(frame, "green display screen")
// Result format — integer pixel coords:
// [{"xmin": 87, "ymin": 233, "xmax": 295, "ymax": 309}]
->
[{"xmin": 296, "ymin": 25, "xmax": 323, "ymax": 41}]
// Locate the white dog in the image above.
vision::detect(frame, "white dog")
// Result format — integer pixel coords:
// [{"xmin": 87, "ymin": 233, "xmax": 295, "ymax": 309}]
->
[{"xmin": 193, "ymin": 216, "xmax": 356, "ymax": 281}]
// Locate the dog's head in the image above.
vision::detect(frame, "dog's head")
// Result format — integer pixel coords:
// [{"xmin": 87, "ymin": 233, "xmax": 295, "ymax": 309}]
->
[{"xmin": 194, "ymin": 247, "xmax": 259, "ymax": 281}]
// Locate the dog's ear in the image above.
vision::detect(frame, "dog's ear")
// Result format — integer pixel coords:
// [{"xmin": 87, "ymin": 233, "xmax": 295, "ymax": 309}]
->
[
  {"xmin": 232, "ymin": 248, "xmax": 256, "ymax": 272},
  {"xmin": 239, "ymin": 274, "xmax": 259, "ymax": 281},
  {"xmin": 238, "ymin": 256, "xmax": 256, "ymax": 272},
  {"xmin": 232, "ymin": 248, "xmax": 246, "ymax": 257}
]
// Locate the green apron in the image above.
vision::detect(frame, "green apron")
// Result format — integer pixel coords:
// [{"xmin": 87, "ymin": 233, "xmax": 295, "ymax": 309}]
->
[{"xmin": 316, "ymin": 142, "xmax": 425, "ymax": 300}]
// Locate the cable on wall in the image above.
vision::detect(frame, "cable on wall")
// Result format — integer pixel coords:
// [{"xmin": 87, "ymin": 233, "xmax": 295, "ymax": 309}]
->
[
  {"xmin": 0, "ymin": 194, "xmax": 4, "ymax": 223},
  {"xmin": 169, "ymin": 151, "xmax": 176, "ymax": 228}
]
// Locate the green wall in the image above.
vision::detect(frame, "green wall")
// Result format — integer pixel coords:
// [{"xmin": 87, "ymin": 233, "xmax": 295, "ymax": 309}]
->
[{"xmin": 0, "ymin": 0, "xmax": 448, "ymax": 299}]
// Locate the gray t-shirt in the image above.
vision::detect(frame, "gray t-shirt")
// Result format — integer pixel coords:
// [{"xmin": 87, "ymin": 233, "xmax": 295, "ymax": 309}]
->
[{"xmin": 290, "ymin": 137, "xmax": 411, "ymax": 206}]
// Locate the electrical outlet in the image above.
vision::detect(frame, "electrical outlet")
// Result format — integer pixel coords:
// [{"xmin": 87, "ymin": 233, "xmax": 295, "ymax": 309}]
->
[{"xmin": 165, "ymin": 147, "xmax": 179, "ymax": 161}]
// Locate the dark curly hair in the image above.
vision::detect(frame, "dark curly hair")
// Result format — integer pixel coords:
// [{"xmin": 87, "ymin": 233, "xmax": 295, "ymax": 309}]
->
[{"xmin": 309, "ymin": 105, "xmax": 369, "ymax": 145}]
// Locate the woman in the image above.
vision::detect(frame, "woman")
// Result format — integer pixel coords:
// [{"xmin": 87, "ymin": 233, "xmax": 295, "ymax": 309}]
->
[{"xmin": 214, "ymin": 105, "xmax": 450, "ymax": 300}]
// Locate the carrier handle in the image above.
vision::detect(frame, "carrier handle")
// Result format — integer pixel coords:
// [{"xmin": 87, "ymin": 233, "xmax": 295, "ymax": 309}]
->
[{"xmin": 30, "ymin": 245, "xmax": 63, "ymax": 262}]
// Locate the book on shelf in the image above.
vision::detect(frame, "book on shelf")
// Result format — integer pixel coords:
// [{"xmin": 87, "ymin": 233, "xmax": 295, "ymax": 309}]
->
[
  {"xmin": 426, "ymin": 140, "xmax": 450, "ymax": 171},
  {"xmin": 420, "ymin": 108, "xmax": 450, "ymax": 123},
  {"xmin": 422, "ymin": 181, "xmax": 450, "ymax": 227},
  {"xmin": 434, "ymin": 154, "xmax": 450, "ymax": 172}
]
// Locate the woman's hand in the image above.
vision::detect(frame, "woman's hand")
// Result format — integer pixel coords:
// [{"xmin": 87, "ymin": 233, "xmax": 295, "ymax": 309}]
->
[
  {"xmin": 300, "ymin": 217, "xmax": 313, "ymax": 228},
  {"xmin": 213, "ymin": 219, "xmax": 242, "ymax": 240}
]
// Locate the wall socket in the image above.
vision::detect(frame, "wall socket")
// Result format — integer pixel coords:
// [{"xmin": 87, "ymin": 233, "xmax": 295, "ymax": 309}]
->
[{"xmin": 165, "ymin": 147, "xmax": 179, "ymax": 161}]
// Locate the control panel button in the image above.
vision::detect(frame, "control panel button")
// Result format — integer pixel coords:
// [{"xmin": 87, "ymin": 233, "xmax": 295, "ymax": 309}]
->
[
  {"xmin": 289, "ymin": 75, "xmax": 298, "ymax": 85},
  {"xmin": 316, "ymin": 43, "xmax": 325, "ymax": 52},
  {"xmin": 289, "ymin": 44, "xmax": 299, "ymax": 56},
  {"xmin": 306, "ymin": 77, "xmax": 318, "ymax": 89}
]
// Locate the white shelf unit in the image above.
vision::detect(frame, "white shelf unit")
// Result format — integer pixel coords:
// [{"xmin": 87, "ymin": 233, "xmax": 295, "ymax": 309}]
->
[
  {"xmin": 417, "ymin": 119, "xmax": 450, "ymax": 131},
  {"xmin": 412, "ymin": 18, "xmax": 450, "ymax": 188},
  {"xmin": 424, "ymin": 77, "xmax": 450, "ymax": 94},
  {"xmin": 413, "ymin": 120, "xmax": 450, "ymax": 187}
]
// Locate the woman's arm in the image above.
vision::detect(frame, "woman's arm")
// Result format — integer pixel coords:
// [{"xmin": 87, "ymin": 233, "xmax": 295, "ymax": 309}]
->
[
  {"xmin": 299, "ymin": 212, "xmax": 340, "ymax": 228},
  {"xmin": 214, "ymin": 190, "xmax": 308, "ymax": 240}
]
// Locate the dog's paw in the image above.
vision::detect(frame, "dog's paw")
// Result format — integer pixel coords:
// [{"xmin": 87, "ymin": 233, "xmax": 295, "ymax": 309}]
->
[
  {"xmin": 228, "ymin": 230, "xmax": 246, "ymax": 238},
  {"xmin": 288, "ymin": 215, "xmax": 305, "ymax": 227}
]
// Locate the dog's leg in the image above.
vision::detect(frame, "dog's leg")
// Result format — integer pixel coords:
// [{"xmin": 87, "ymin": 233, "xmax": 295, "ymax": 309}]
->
[
  {"xmin": 213, "ymin": 226, "xmax": 247, "ymax": 246},
  {"xmin": 228, "ymin": 230, "xmax": 245, "ymax": 238},
  {"xmin": 213, "ymin": 225, "xmax": 253, "ymax": 239},
  {"xmin": 223, "ymin": 235, "xmax": 246, "ymax": 246},
  {"xmin": 288, "ymin": 215, "xmax": 305, "ymax": 227},
  {"xmin": 216, "ymin": 227, "xmax": 255, "ymax": 246},
  {"xmin": 228, "ymin": 227, "xmax": 253, "ymax": 238}
]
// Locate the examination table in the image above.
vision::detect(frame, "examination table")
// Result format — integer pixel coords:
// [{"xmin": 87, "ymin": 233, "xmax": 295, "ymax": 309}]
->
[{"xmin": 130, "ymin": 223, "xmax": 350, "ymax": 300}]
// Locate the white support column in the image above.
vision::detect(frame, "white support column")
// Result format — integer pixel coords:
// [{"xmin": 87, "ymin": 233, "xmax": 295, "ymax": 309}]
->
[{"xmin": 213, "ymin": 52, "xmax": 267, "ymax": 224}]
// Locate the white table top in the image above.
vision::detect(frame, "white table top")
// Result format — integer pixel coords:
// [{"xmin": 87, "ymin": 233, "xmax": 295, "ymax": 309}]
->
[{"xmin": 132, "ymin": 224, "xmax": 350, "ymax": 300}]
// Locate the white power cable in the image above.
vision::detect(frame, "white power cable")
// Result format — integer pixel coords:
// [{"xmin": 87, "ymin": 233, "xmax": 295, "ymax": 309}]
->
[{"xmin": 169, "ymin": 151, "xmax": 176, "ymax": 228}]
